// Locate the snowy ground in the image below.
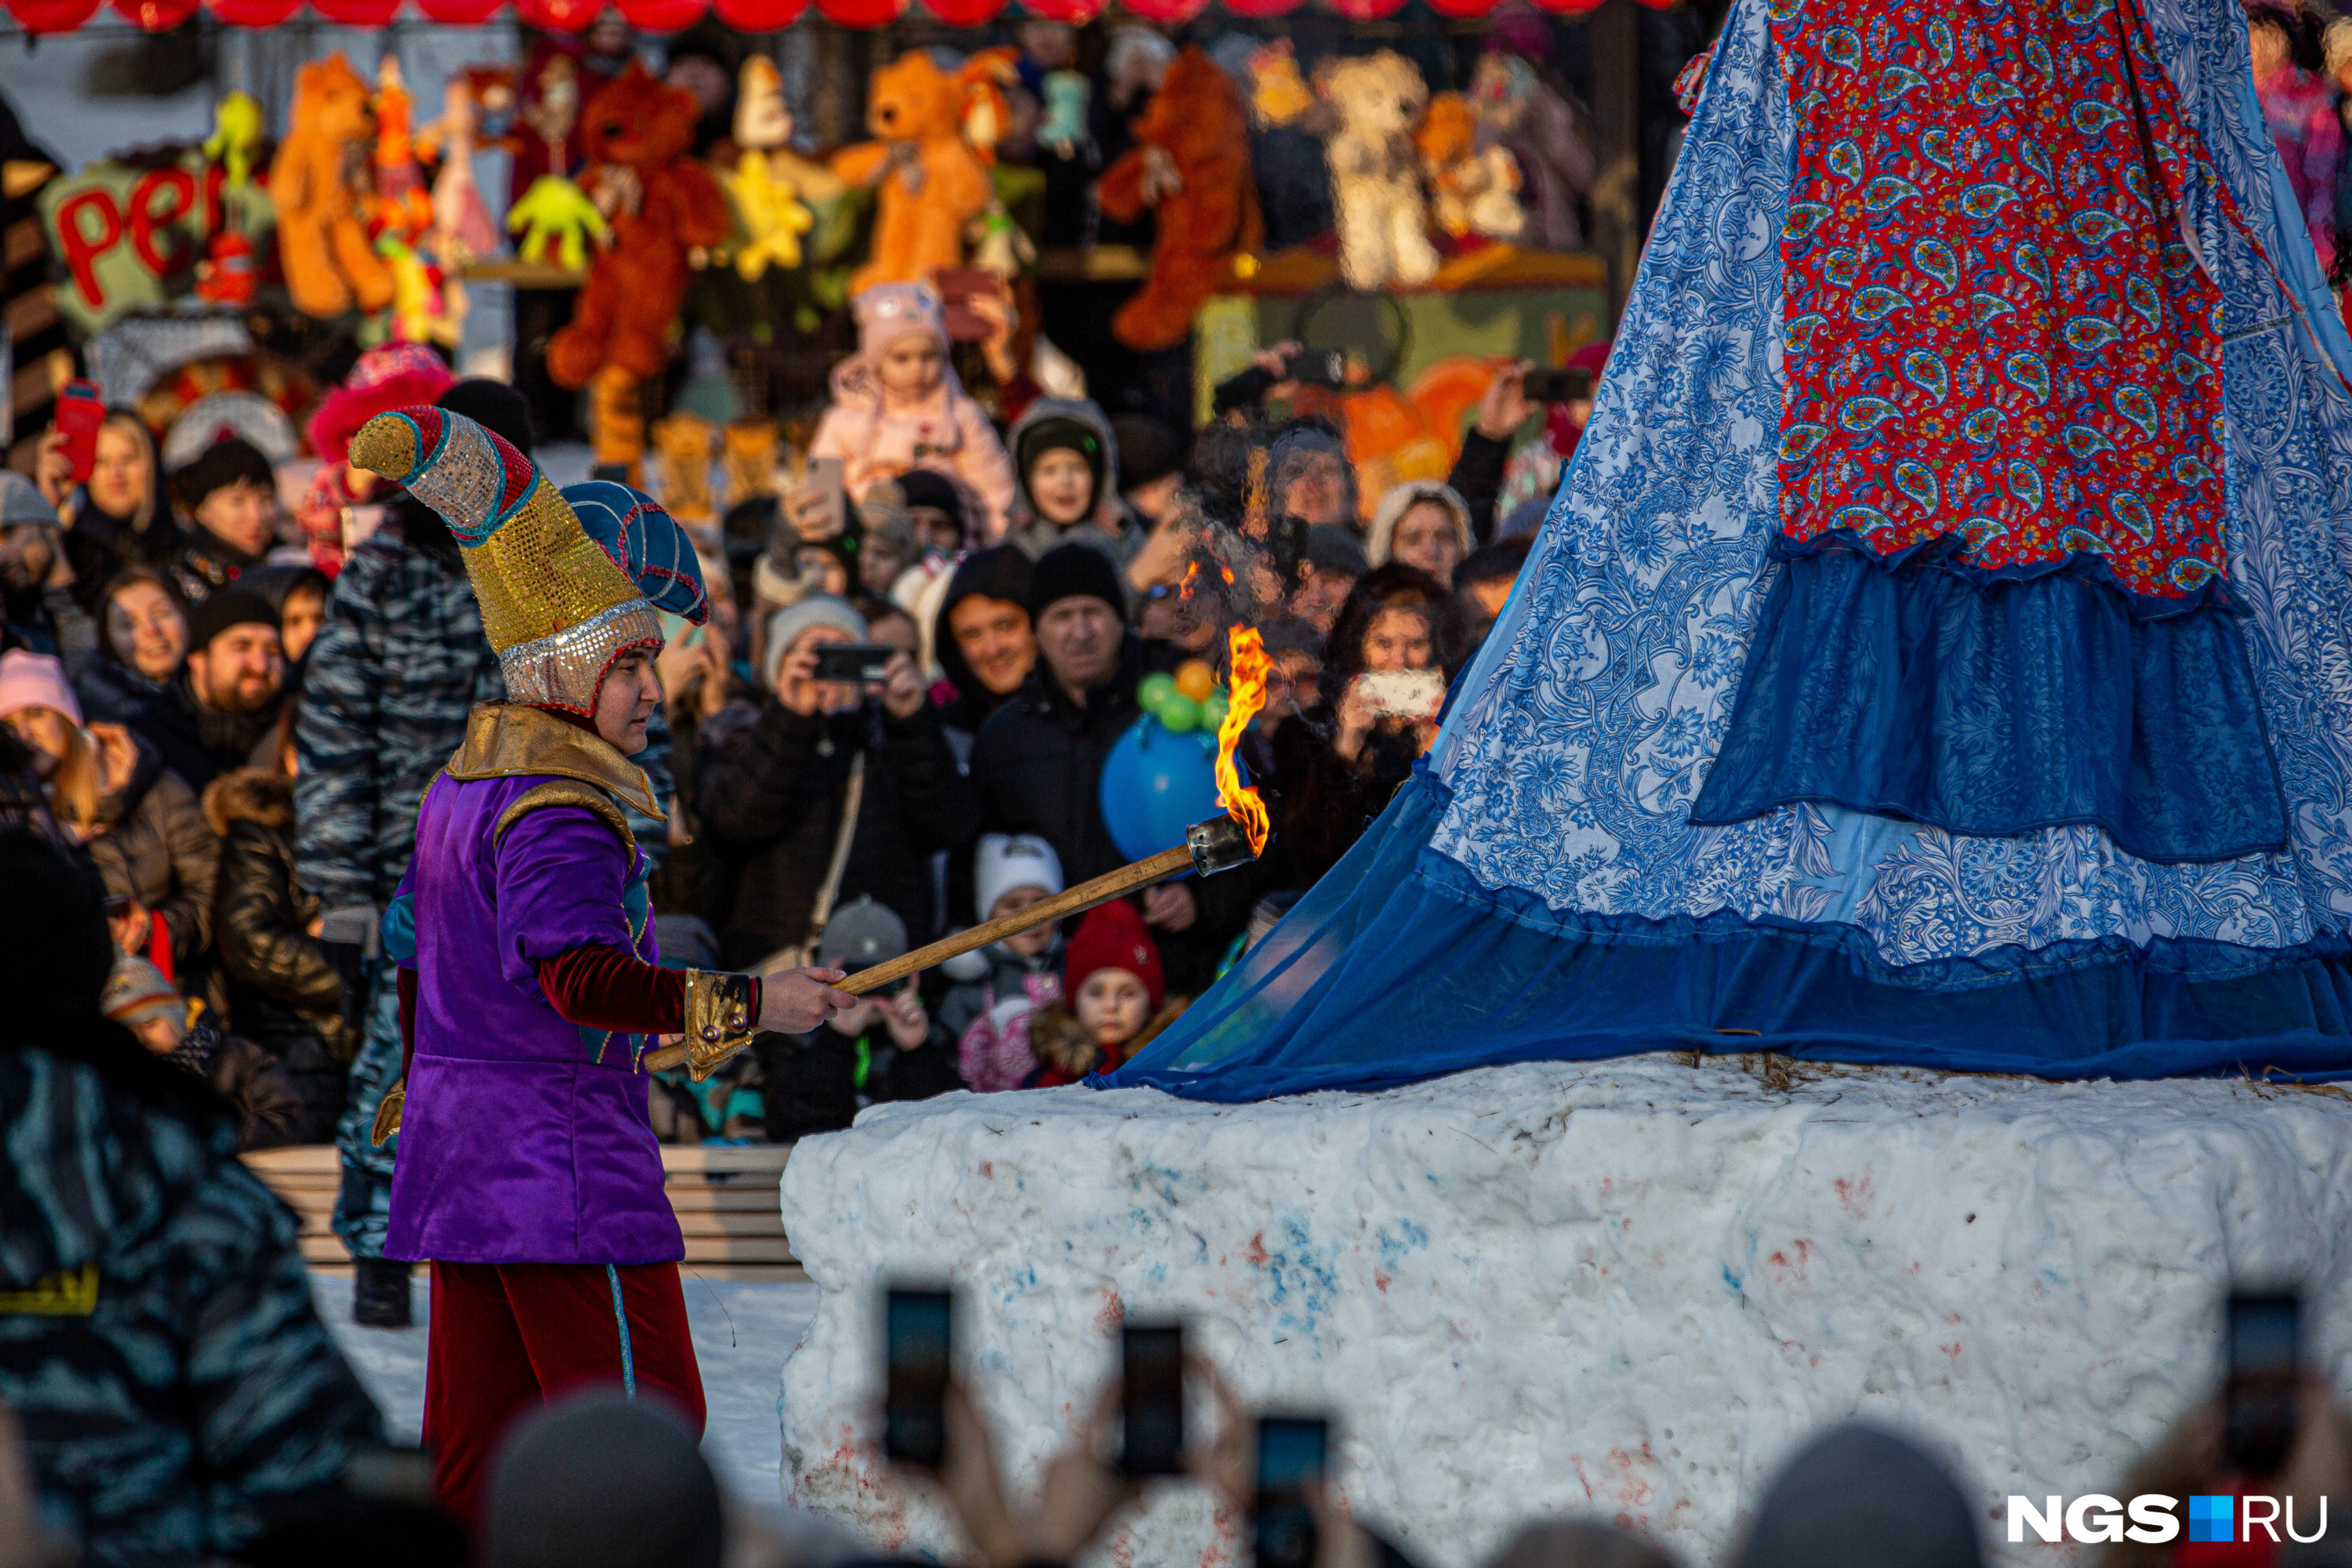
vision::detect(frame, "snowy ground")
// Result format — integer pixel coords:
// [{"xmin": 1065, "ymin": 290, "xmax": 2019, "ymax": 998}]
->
[
  {"xmin": 774, "ymin": 1058, "xmax": 2352, "ymax": 1568},
  {"xmin": 314, "ymin": 1270, "xmax": 820, "ymax": 1504}
]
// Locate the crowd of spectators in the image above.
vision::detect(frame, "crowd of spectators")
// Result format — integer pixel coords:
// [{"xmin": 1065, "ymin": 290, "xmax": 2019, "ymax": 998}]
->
[{"xmin": 0, "ymin": 319, "xmax": 1567, "ymax": 1327}]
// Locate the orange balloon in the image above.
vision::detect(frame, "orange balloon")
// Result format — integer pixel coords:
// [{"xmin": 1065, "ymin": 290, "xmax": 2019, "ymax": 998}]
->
[{"xmin": 1174, "ymin": 659, "xmax": 1217, "ymax": 702}]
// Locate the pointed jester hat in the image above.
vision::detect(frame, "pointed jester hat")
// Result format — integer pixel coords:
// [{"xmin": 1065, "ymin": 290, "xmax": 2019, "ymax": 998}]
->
[{"xmin": 349, "ymin": 405, "xmax": 708, "ymax": 714}]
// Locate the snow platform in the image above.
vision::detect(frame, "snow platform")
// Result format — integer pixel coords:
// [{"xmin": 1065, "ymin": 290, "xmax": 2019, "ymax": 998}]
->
[{"xmin": 775, "ymin": 1058, "xmax": 2352, "ymax": 1566}]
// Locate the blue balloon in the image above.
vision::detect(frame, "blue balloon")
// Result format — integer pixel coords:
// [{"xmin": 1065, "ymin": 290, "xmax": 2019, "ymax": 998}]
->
[{"xmin": 1098, "ymin": 714, "xmax": 1225, "ymax": 863}]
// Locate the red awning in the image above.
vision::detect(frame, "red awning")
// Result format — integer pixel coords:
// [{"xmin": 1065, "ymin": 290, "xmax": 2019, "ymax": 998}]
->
[{"xmin": 9, "ymin": 0, "xmax": 1644, "ymax": 30}]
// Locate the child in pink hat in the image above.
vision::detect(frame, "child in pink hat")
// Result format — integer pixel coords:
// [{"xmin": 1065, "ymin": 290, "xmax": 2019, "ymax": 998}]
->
[{"xmin": 806, "ymin": 283, "xmax": 1015, "ymax": 543}]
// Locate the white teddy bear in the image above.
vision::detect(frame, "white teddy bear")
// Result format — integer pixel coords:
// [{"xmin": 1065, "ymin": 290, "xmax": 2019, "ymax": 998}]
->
[{"xmin": 1316, "ymin": 51, "xmax": 1442, "ymax": 291}]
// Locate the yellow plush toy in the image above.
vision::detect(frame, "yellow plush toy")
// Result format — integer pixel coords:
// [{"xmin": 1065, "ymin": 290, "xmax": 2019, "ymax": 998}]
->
[
  {"xmin": 506, "ymin": 175, "xmax": 607, "ymax": 271},
  {"xmin": 724, "ymin": 153, "xmax": 815, "ymax": 280}
]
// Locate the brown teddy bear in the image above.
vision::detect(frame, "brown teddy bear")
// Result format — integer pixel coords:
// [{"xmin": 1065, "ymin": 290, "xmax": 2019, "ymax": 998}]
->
[
  {"xmin": 1316, "ymin": 51, "xmax": 1439, "ymax": 291},
  {"xmin": 1417, "ymin": 90, "xmax": 1523, "ymax": 242},
  {"xmin": 272, "ymin": 53, "xmax": 396, "ymax": 321},
  {"xmin": 1095, "ymin": 45, "xmax": 1263, "ymax": 352},
  {"xmin": 829, "ymin": 52, "xmax": 996, "ymax": 296},
  {"xmin": 546, "ymin": 62, "xmax": 731, "ymax": 390}
]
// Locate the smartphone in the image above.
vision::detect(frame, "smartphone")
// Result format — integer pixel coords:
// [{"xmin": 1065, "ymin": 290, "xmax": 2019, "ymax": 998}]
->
[
  {"xmin": 1358, "ymin": 668, "xmax": 1447, "ymax": 721},
  {"xmin": 2223, "ymin": 1290, "xmax": 2301, "ymax": 1477},
  {"xmin": 883, "ymin": 1287, "xmax": 953, "ymax": 1468},
  {"xmin": 1252, "ymin": 1417, "xmax": 1328, "ymax": 1568},
  {"xmin": 1120, "ymin": 1323, "xmax": 1185, "ymax": 1475},
  {"xmin": 1288, "ymin": 350, "xmax": 1348, "ymax": 389},
  {"xmin": 812, "ymin": 641, "xmax": 897, "ymax": 685},
  {"xmin": 1522, "ymin": 366, "xmax": 1593, "ymax": 404},
  {"xmin": 812, "ymin": 454, "xmax": 858, "ymax": 560},
  {"xmin": 55, "ymin": 379, "xmax": 103, "ymax": 485}
]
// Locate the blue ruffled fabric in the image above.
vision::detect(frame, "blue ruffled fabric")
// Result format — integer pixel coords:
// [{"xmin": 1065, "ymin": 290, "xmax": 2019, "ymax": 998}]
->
[
  {"xmin": 1686, "ymin": 545, "xmax": 2288, "ymax": 864},
  {"xmin": 1095, "ymin": 767, "xmax": 2352, "ymax": 1102}
]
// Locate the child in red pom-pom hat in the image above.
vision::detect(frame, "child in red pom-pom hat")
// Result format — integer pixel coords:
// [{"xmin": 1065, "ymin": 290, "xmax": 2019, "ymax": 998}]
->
[{"xmin": 1022, "ymin": 901, "xmax": 1179, "ymax": 1087}]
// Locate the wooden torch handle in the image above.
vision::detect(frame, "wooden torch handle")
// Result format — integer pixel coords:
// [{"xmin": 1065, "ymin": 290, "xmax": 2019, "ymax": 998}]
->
[{"xmin": 640, "ymin": 842, "xmax": 1196, "ymax": 1073}]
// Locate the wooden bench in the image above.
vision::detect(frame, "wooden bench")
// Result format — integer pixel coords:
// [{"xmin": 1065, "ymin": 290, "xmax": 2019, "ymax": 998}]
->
[{"xmin": 241, "ymin": 1144, "xmax": 805, "ymax": 1283}]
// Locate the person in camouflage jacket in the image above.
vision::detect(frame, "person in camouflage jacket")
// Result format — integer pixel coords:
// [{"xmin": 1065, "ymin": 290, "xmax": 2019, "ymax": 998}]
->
[
  {"xmin": 292, "ymin": 382, "xmax": 672, "ymax": 1325},
  {"xmin": 0, "ymin": 829, "xmax": 382, "ymax": 1568}
]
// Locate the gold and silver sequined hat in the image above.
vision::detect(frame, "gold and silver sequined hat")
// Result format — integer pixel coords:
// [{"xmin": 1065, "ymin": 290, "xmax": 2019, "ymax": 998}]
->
[{"xmin": 349, "ymin": 406, "xmax": 708, "ymax": 714}]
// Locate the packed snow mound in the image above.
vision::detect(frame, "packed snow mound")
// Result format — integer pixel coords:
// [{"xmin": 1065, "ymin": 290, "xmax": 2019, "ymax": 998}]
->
[{"xmin": 776, "ymin": 1058, "xmax": 2352, "ymax": 1566}]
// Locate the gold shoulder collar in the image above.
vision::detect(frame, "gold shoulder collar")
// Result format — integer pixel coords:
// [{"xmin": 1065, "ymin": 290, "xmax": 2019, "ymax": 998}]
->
[{"xmin": 445, "ymin": 703, "xmax": 662, "ymax": 820}]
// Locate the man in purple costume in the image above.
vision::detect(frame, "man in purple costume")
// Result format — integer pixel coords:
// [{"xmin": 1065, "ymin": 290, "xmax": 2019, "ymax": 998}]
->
[{"xmin": 347, "ymin": 404, "xmax": 855, "ymax": 1526}]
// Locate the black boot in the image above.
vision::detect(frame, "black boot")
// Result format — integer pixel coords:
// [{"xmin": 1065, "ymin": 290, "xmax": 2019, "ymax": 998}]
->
[{"xmin": 351, "ymin": 1258, "xmax": 413, "ymax": 1328}]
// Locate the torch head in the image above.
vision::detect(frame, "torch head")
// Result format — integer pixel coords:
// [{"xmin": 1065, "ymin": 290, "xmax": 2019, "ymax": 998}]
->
[{"xmin": 1185, "ymin": 815, "xmax": 1258, "ymax": 877}]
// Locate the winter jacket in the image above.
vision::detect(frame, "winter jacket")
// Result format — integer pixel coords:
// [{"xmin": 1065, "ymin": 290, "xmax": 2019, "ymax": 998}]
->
[
  {"xmin": 125, "ymin": 670, "xmax": 280, "ymax": 795},
  {"xmin": 86, "ymin": 734, "xmax": 216, "ymax": 975},
  {"xmin": 205, "ymin": 770, "xmax": 347, "ymax": 1142},
  {"xmin": 295, "ymin": 502, "xmax": 673, "ymax": 914},
  {"xmin": 171, "ymin": 1010, "xmax": 307, "ymax": 1152},
  {"xmin": 168, "ymin": 524, "xmax": 267, "ymax": 604},
  {"xmin": 1446, "ymin": 430, "xmax": 1511, "ymax": 546},
  {"xmin": 0, "ymin": 1041, "xmax": 379, "ymax": 1563},
  {"xmin": 808, "ymin": 362, "xmax": 1017, "ymax": 543},
  {"xmin": 1265, "ymin": 707, "xmax": 1417, "ymax": 891},
  {"xmin": 75, "ymin": 655, "xmax": 169, "ymax": 726},
  {"xmin": 942, "ymin": 942, "xmax": 1061, "ymax": 1093},
  {"xmin": 694, "ymin": 696, "xmax": 981, "ymax": 969},
  {"xmin": 967, "ymin": 633, "xmax": 1184, "ymax": 895},
  {"xmin": 753, "ymin": 1015, "xmax": 963, "ymax": 1142},
  {"xmin": 3, "ymin": 581, "xmax": 96, "ymax": 681},
  {"xmin": 1019, "ymin": 996, "xmax": 1181, "ymax": 1087}
]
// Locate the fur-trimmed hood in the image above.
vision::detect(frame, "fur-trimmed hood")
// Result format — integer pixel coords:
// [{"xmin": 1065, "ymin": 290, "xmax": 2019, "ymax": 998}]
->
[
  {"xmin": 1027, "ymin": 996, "xmax": 1186, "ymax": 1079},
  {"xmin": 201, "ymin": 768, "xmax": 292, "ymax": 838}
]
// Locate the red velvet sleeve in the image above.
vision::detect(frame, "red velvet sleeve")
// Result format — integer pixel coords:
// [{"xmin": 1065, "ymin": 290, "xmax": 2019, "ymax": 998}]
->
[{"xmin": 535, "ymin": 944, "xmax": 762, "ymax": 1036}]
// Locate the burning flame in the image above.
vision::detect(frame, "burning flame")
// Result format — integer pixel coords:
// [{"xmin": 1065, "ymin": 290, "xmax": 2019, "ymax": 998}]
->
[
  {"xmin": 1178, "ymin": 561, "xmax": 1200, "ymax": 601},
  {"xmin": 1216, "ymin": 626, "xmax": 1272, "ymax": 855}
]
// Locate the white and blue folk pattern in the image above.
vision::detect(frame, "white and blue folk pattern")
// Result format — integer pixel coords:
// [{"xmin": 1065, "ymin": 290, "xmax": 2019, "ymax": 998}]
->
[{"xmin": 1429, "ymin": 0, "xmax": 2352, "ymax": 974}]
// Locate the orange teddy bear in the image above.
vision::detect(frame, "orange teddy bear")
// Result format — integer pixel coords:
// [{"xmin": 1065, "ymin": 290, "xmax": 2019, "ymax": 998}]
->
[
  {"xmin": 546, "ymin": 62, "xmax": 731, "ymax": 390},
  {"xmin": 1095, "ymin": 45, "xmax": 1263, "ymax": 352},
  {"xmin": 272, "ymin": 53, "xmax": 396, "ymax": 321},
  {"xmin": 829, "ymin": 52, "xmax": 996, "ymax": 296}
]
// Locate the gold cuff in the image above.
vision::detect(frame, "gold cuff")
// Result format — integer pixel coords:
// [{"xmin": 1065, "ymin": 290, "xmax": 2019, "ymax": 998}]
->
[{"xmin": 681, "ymin": 970, "xmax": 759, "ymax": 1082}]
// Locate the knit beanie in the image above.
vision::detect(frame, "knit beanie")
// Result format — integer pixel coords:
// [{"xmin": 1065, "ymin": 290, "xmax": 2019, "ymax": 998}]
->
[
  {"xmin": 1027, "ymin": 542, "xmax": 1127, "ymax": 623},
  {"xmin": 0, "ymin": 649, "xmax": 81, "ymax": 724},
  {"xmin": 0, "ymin": 470, "xmax": 59, "ymax": 531},
  {"xmin": 1065, "ymin": 900, "xmax": 1164, "ymax": 1013},
  {"xmin": 102, "ymin": 954, "xmax": 183, "ymax": 1032},
  {"xmin": 975, "ymin": 833, "xmax": 1064, "ymax": 918},
  {"xmin": 762, "ymin": 594, "xmax": 869, "ymax": 688},
  {"xmin": 855, "ymin": 281, "xmax": 947, "ymax": 361},
  {"xmin": 437, "ymin": 378, "xmax": 536, "ymax": 456},
  {"xmin": 185, "ymin": 586, "xmax": 279, "ymax": 652},
  {"xmin": 172, "ymin": 436, "xmax": 276, "ymax": 512},
  {"xmin": 896, "ymin": 468, "xmax": 968, "ymax": 540},
  {"xmin": 1112, "ymin": 414, "xmax": 1185, "ymax": 491},
  {"xmin": 486, "ymin": 1392, "xmax": 723, "ymax": 1568}
]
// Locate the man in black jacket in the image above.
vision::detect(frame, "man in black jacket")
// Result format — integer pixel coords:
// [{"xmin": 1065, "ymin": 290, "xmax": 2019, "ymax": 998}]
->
[
  {"xmin": 967, "ymin": 544, "xmax": 1250, "ymax": 994},
  {"xmin": 128, "ymin": 588, "xmax": 284, "ymax": 793},
  {"xmin": 695, "ymin": 594, "xmax": 980, "ymax": 971}
]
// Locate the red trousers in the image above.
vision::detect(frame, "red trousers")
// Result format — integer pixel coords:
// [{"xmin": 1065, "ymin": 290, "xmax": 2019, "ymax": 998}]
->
[{"xmin": 421, "ymin": 1260, "xmax": 706, "ymax": 1528}]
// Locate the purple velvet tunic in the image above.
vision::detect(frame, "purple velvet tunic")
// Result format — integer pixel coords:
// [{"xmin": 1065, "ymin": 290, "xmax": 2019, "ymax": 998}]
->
[{"xmin": 383, "ymin": 771, "xmax": 681, "ymax": 1266}]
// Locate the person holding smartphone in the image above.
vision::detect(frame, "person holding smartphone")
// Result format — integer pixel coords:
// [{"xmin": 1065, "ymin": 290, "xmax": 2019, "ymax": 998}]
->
[{"xmin": 694, "ymin": 594, "xmax": 981, "ymax": 975}]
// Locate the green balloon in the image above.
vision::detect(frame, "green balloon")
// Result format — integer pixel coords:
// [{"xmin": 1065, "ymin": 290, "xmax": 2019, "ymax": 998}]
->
[
  {"xmin": 1200, "ymin": 692, "xmax": 1230, "ymax": 730},
  {"xmin": 1156, "ymin": 694, "xmax": 1202, "ymax": 734},
  {"xmin": 1137, "ymin": 673, "xmax": 1178, "ymax": 713}
]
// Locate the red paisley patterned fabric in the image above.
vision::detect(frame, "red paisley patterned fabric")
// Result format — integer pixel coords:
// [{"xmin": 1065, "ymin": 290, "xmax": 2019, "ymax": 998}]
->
[{"xmin": 1775, "ymin": 0, "xmax": 2230, "ymax": 602}]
